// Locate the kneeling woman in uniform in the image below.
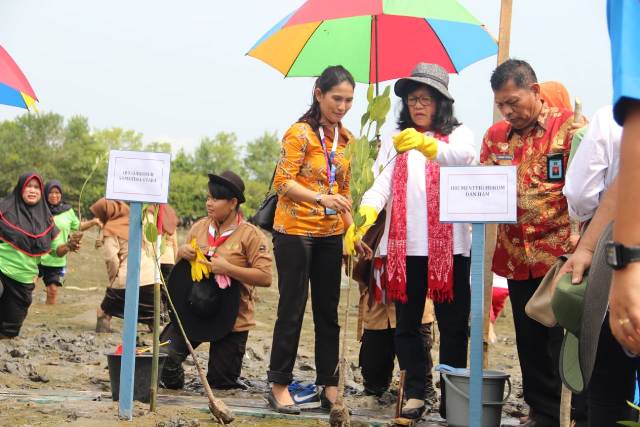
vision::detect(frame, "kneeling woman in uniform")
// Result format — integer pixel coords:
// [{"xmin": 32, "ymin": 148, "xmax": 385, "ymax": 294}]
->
[{"xmin": 161, "ymin": 171, "xmax": 272, "ymax": 389}]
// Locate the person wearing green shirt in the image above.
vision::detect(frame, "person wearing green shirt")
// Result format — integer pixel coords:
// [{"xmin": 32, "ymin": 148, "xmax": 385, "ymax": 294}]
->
[
  {"xmin": 0, "ymin": 173, "xmax": 77, "ymax": 339},
  {"xmin": 39, "ymin": 180, "xmax": 102, "ymax": 305}
]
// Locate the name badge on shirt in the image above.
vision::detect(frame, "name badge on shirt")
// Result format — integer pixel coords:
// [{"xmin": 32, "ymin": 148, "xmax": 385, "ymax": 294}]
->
[
  {"xmin": 495, "ymin": 154, "xmax": 513, "ymax": 166},
  {"xmin": 546, "ymin": 153, "xmax": 564, "ymax": 182}
]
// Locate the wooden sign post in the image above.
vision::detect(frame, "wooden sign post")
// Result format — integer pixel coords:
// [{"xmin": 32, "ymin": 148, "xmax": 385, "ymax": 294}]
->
[
  {"xmin": 440, "ymin": 166, "xmax": 517, "ymax": 427},
  {"xmin": 105, "ymin": 150, "xmax": 171, "ymax": 420}
]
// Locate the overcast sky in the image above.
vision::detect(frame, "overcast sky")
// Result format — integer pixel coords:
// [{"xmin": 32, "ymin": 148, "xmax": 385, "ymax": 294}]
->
[{"xmin": 0, "ymin": 0, "xmax": 612, "ymax": 152}]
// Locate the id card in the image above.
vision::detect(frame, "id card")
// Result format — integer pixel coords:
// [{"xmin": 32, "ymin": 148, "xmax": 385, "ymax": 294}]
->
[
  {"xmin": 546, "ymin": 153, "xmax": 564, "ymax": 182},
  {"xmin": 325, "ymin": 207, "xmax": 337, "ymax": 216}
]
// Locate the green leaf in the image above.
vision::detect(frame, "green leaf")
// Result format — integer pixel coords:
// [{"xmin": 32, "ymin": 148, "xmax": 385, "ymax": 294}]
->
[
  {"xmin": 360, "ymin": 111, "xmax": 370, "ymax": 134},
  {"xmin": 367, "ymin": 84, "xmax": 374, "ymax": 103},
  {"xmin": 144, "ymin": 222, "xmax": 158, "ymax": 243},
  {"xmin": 627, "ymin": 400, "xmax": 640, "ymax": 412}
]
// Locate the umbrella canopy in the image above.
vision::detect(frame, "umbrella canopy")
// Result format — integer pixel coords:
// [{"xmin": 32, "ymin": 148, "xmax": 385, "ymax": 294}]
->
[
  {"xmin": 0, "ymin": 45, "xmax": 38, "ymax": 110},
  {"xmin": 248, "ymin": 0, "xmax": 497, "ymax": 83}
]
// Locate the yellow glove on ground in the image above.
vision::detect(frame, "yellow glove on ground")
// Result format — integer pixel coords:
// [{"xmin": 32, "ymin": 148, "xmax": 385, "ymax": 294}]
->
[
  {"xmin": 344, "ymin": 206, "xmax": 379, "ymax": 256},
  {"xmin": 393, "ymin": 128, "xmax": 439, "ymax": 160},
  {"xmin": 190, "ymin": 238, "xmax": 210, "ymax": 282}
]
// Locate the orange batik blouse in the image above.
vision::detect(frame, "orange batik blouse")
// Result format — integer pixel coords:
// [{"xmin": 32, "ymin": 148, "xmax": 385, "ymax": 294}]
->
[
  {"xmin": 481, "ymin": 104, "xmax": 574, "ymax": 280},
  {"xmin": 273, "ymin": 122, "xmax": 353, "ymax": 237}
]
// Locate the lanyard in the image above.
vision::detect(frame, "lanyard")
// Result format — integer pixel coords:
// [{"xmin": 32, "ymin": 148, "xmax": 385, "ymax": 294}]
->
[{"xmin": 319, "ymin": 126, "xmax": 339, "ymax": 193}]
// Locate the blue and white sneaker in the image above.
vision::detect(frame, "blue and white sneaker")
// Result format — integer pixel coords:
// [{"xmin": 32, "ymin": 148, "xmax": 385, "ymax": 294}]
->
[{"xmin": 288, "ymin": 381, "xmax": 321, "ymax": 409}]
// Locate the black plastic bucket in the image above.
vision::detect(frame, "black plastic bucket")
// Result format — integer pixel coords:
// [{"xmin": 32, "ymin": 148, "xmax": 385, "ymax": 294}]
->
[{"xmin": 106, "ymin": 353, "xmax": 167, "ymax": 403}]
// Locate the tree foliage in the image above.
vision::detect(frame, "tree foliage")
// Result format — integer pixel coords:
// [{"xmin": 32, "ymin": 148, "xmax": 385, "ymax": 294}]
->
[{"xmin": 0, "ymin": 112, "xmax": 281, "ymax": 221}]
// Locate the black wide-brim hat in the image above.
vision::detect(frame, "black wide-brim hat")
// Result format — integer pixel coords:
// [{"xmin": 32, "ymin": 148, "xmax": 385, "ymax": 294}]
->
[
  {"xmin": 208, "ymin": 171, "xmax": 246, "ymax": 204},
  {"xmin": 167, "ymin": 259, "xmax": 240, "ymax": 342}
]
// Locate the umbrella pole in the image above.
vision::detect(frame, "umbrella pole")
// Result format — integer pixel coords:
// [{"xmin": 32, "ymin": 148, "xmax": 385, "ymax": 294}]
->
[{"xmin": 373, "ymin": 15, "xmax": 379, "ymax": 97}]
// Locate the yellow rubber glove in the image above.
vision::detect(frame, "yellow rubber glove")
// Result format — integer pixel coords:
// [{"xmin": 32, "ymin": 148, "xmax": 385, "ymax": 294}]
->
[
  {"xmin": 393, "ymin": 128, "xmax": 439, "ymax": 160},
  {"xmin": 190, "ymin": 238, "xmax": 210, "ymax": 282},
  {"xmin": 344, "ymin": 206, "xmax": 379, "ymax": 256},
  {"xmin": 344, "ymin": 223, "xmax": 358, "ymax": 256},
  {"xmin": 356, "ymin": 205, "xmax": 378, "ymax": 238}
]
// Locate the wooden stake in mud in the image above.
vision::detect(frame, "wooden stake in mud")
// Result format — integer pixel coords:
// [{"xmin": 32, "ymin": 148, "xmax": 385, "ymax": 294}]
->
[
  {"xmin": 330, "ymin": 256, "xmax": 355, "ymax": 427},
  {"xmin": 149, "ymin": 235, "xmax": 162, "ymax": 412},
  {"xmin": 484, "ymin": 0, "xmax": 514, "ymax": 368},
  {"xmin": 154, "ymin": 256, "xmax": 234, "ymax": 424},
  {"xmin": 396, "ymin": 370, "xmax": 406, "ymax": 418}
]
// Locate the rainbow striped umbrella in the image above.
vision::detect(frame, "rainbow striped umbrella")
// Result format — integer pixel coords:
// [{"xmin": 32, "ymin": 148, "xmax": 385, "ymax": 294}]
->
[
  {"xmin": 247, "ymin": 0, "xmax": 497, "ymax": 84},
  {"xmin": 0, "ymin": 45, "xmax": 38, "ymax": 110}
]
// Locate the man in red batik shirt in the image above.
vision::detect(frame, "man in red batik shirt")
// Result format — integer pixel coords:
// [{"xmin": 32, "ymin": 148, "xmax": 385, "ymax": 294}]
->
[{"xmin": 481, "ymin": 59, "xmax": 574, "ymax": 427}]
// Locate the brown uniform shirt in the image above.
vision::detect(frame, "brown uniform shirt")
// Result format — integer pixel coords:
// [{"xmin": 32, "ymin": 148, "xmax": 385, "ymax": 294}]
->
[
  {"xmin": 357, "ymin": 288, "xmax": 435, "ymax": 339},
  {"xmin": 186, "ymin": 218, "xmax": 272, "ymax": 332}
]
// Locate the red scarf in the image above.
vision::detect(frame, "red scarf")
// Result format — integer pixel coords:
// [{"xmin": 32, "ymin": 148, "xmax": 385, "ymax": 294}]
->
[{"xmin": 386, "ymin": 132, "xmax": 454, "ymax": 303}]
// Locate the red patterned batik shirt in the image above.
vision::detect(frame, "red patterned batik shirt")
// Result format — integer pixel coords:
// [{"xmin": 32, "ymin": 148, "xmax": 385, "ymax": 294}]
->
[{"xmin": 480, "ymin": 105, "xmax": 574, "ymax": 280}]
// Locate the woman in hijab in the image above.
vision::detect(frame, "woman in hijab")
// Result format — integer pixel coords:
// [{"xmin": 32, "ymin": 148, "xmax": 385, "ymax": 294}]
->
[
  {"xmin": 90, "ymin": 197, "xmax": 156, "ymax": 332},
  {"xmin": 38, "ymin": 180, "xmax": 102, "ymax": 304},
  {"xmin": 0, "ymin": 173, "xmax": 76, "ymax": 339}
]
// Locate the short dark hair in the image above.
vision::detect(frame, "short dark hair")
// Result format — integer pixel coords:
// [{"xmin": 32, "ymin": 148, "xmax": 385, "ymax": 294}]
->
[
  {"xmin": 299, "ymin": 65, "xmax": 355, "ymax": 132},
  {"xmin": 490, "ymin": 59, "xmax": 538, "ymax": 91},
  {"xmin": 208, "ymin": 181, "xmax": 237, "ymax": 202},
  {"xmin": 396, "ymin": 82, "xmax": 461, "ymax": 136}
]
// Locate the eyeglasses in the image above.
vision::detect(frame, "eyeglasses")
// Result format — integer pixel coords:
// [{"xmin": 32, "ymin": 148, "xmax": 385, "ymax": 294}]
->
[{"xmin": 407, "ymin": 96, "xmax": 434, "ymax": 107}]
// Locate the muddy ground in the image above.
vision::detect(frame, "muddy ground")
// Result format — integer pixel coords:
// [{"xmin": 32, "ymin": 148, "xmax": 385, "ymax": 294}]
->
[{"xmin": 0, "ymin": 229, "xmax": 525, "ymax": 426}]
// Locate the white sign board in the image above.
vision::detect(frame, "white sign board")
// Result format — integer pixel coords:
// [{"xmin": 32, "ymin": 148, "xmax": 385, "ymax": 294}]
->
[
  {"xmin": 106, "ymin": 150, "xmax": 171, "ymax": 203},
  {"xmin": 440, "ymin": 166, "xmax": 517, "ymax": 223}
]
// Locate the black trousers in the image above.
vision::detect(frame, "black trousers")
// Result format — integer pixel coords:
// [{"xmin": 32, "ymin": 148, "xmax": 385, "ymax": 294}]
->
[
  {"xmin": 508, "ymin": 277, "xmax": 563, "ymax": 427},
  {"xmin": 268, "ymin": 232, "xmax": 342, "ymax": 386},
  {"xmin": 395, "ymin": 255, "xmax": 471, "ymax": 400},
  {"xmin": 584, "ymin": 314, "xmax": 639, "ymax": 427},
  {"xmin": 359, "ymin": 323, "xmax": 435, "ymax": 397},
  {"xmin": 0, "ymin": 271, "xmax": 35, "ymax": 338},
  {"xmin": 159, "ymin": 322, "xmax": 249, "ymax": 389}
]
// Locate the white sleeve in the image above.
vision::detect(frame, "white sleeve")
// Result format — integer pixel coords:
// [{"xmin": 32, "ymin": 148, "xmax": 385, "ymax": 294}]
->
[
  {"xmin": 435, "ymin": 125, "xmax": 477, "ymax": 166},
  {"xmin": 564, "ymin": 108, "xmax": 613, "ymax": 221},
  {"xmin": 361, "ymin": 136, "xmax": 396, "ymax": 212}
]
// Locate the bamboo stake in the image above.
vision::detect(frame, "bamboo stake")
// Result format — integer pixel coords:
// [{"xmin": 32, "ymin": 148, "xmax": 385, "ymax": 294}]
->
[
  {"xmin": 330, "ymin": 256, "xmax": 355, "ymax": 427},
  {"xmin": 559, "ymin": 98, "xmax": 584, "ymax": 427},
  {"xmin": 149, "ymin": 280, "xmax": 160, "ymax": 412},
  {"xmin": 484, "ymin": 0, "xmax": 514, "ymax": 368},
  {"xmin": 150, "ymin": 243, "xmax": 233, "ymax": 424},
  {"xmin": 149, "ymin": 231, "xmax": 162, "ymax": 412}
]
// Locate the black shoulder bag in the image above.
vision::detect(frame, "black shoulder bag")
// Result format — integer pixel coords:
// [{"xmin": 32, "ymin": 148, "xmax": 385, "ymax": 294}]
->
[{"xmin": 248, "ymin": 167, "xmax": 278, "ymax": 232}]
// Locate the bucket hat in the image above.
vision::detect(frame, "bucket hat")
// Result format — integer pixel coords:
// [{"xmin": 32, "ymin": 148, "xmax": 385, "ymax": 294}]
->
[
  {"xmin": 394, "ymin": 63, "xmax": 454, "ymax": 101},
  {"xmin": 208, "ymin": 171, "xmax": 246, "ymax": 204}
]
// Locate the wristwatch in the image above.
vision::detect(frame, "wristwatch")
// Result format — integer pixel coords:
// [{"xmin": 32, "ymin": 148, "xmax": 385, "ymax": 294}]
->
[
  {"xmin": 605, "ymin": 241, "xmax": 640, "ymax": 270},
  {"xmin": 314, "ymin": 193, "xmax": 323, "ymax": 205}
]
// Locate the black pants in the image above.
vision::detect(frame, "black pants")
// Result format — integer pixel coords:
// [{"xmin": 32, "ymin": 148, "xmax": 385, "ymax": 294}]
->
[
  {"xmin": 395, "ymin": 255, "xmax": 471, "ymax": 400},
  {"xmin": 359, "ymin": 323, "xmax": 435, "ymax": 398},
  {"xmin": 508, "ymin": 277, "xmax": 563, "ymax": 427},
  {"xmin": 0, "ymin": 271, "xmax": 35, "ymax": 338},
  {"xmin": 101, "ymin": 285, "xmax": 155, "ymax": 325},
  {"xmin": 268, "ymin": 232, "xmax": 342, "ymax": 386},
  {"xmin": 584, "ymin": 314, "xmax": 639, "ymax": 427},
  {"xmin": 159, "ymin": 322, "xmax": 249, "ymax": 389}
]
